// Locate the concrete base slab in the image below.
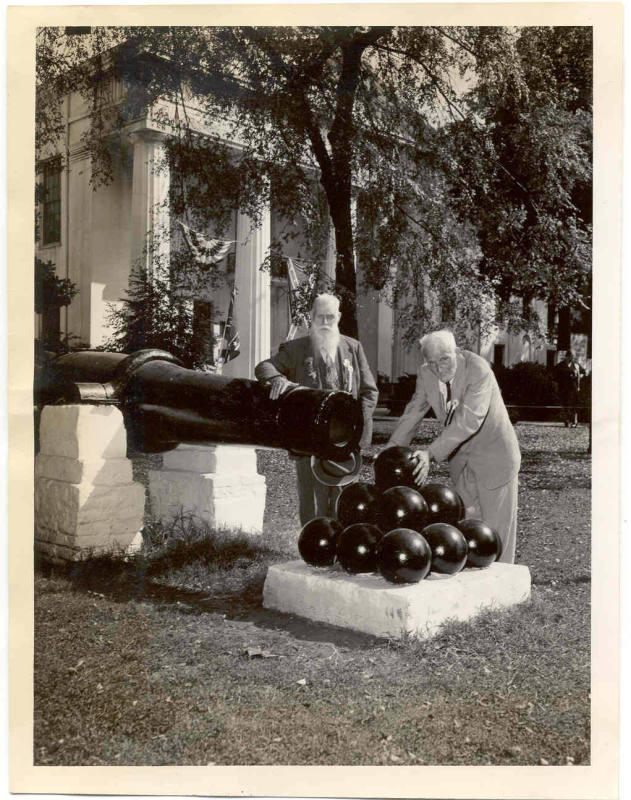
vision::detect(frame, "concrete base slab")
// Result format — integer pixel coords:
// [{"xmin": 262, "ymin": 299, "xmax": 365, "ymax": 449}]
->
[{"xmin": 263, "ymin": 560, "xmax": 531, "ymax": 640}]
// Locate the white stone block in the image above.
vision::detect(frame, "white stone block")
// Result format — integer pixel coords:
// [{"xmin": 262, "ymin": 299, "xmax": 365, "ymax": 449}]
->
[
  {"xmin": 263, "ymin": 561, "xmax": 531, "ymax": 640},
  {"xmin": 161, "ymin": 444, "xmax": 258, "ymax": 474},
  {"xmin": 148, "ymin": 470, "xmax": 266, "ymax": 533},
  {"xmin": 35, "ymin": 530, "xmax": 143, "ymax": 563},
  {"xmin": 39, "ymin": 405, "xmax": 127, "ymax": 460},
  {"xmin": 36, "ymin": 519, "xmax": 143, "ymax": 548},
  {"xmin": 35, "ymin": 478, "xmax": 145, "ymax": 534},
  {"xmin": 35, "ymin": 540, "xmax": 83, "ymax": 563},
  {"xmin": 35, "ymin": 454, "xmax": 133, "ymax": 485}
]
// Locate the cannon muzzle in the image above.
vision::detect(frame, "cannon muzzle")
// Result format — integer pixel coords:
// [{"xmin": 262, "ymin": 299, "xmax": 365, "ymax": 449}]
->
[{"xmin": 35, "ymin": 349, "xmax": 364, "ymax": 461}]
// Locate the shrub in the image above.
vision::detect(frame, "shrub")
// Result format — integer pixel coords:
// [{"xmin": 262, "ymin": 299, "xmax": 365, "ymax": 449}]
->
[{"xmin": 494, "ymin": 362, "xmax": 560, "ymax": 407}]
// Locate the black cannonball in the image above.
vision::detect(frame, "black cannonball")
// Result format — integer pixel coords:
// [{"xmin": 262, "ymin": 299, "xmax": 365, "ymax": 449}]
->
[
  {"xmin": 336, "ymin": 523, "xmax": 382, "ymax": 574},
  {"xmin": 420, "ymin": 522, "xmax": 468, "ymax": 575},
  {"xmin": 298, "ymin": 517, "xmax": 343, "ymax": 567},
  {"xmin": 377, "ymin": 528, "xmax": 432, "ymax": 584},
  {"xmin": 420, "ymin": 482, "xmax": 465, "ymax": 525},
  {"xmin": 374, "ymin": 446, "xmax": 420, "ymax": 490},
  {"xmin": 377, "ymin": 485, "xmax": 429, "ymax": 534},
  {"xmin": 336, "ymin": 482, "xmax": 381, "ymax": 527},
  {"xmin": 457, "ymin": 518, "xmax": 503, "ymax": 568}
]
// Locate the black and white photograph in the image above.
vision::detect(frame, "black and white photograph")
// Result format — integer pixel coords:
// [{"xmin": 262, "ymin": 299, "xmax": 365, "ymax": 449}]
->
[{"xmin": 6, "ymin": 3, "xmax": 623, "ymax": 798}]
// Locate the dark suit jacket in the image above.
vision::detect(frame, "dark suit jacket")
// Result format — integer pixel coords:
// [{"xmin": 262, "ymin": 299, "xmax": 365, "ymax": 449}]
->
[
  {"xmin": 255, "ymin": 335, "xmax": 379, "ymax": 450},
  {"xmin": 388, "ymin": 349, "xmax": 520, "ymax": 490}
]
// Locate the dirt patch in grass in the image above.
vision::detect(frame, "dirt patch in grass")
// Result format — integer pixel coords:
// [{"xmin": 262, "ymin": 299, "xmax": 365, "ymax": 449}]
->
[{"xmin": 34, "ymin": 422, "xmax": 590, "ymax": 766}]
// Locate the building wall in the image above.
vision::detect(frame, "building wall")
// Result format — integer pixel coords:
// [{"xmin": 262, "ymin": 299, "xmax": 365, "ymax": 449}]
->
[
  {"xmin": 87, "ymin": 152, "xmax": 134, "ymax": 346},
  {"xmin": 356, "ymin": 284, "xmax": 380, "ymax": 379}
]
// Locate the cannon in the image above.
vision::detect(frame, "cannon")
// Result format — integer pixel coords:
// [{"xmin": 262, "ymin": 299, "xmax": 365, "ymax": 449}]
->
[{"xmin": 35, "ymin": 349, "xmax": 364, "ymax": 464}]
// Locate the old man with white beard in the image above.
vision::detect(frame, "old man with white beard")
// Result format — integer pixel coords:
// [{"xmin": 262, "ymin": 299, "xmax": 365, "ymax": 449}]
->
[{"xmin": 255, "ymin": 294, "xmax": 378, "ymax": 525}]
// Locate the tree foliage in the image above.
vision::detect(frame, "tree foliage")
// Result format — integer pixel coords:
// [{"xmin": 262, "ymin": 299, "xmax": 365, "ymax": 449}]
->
[
  {"xmin": 36, "ymin": 25, "xmax": 592, "ymax": 344},
  {"xmin": 101, "ymin": 255, "xmax": 215, "ymax": 369},
  {"xmin": 34, "ymin": 257, "xmax": 77, "ymax": 315}
]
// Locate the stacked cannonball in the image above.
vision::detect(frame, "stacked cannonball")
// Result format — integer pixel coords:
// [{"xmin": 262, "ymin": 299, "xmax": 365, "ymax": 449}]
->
[{"xmin": 298, "ymin": 445, "xmax": 503, "ymax": 584}]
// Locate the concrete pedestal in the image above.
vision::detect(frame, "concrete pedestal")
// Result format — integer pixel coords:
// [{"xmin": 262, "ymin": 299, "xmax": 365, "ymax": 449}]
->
[
  {"xmin": 148, "ymin": 444, "xmax": 266, "ymax": 534},
  {"xmin": 35, "ymin": 405, "xmax": 145, "ymax": 563},
  {"xmin": 263, "ymin": 560, "xmax": 531, "ymax": 640}
]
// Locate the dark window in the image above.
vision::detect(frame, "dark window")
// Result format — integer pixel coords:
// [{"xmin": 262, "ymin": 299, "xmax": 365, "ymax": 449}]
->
[
  {"xmin": 42, "ymin": 162, "xmax": 62, "ymax": 245},
  {"xmin": 557, "ymin": 307, "xmax": 571, "ymax": 352},
  {"xmin": 493, "ymin": 344, "xmax": 505, "ymax": 367},
  {"xmin": 41, "ymin": 305, "xmax": 61, "ymax": 350}
]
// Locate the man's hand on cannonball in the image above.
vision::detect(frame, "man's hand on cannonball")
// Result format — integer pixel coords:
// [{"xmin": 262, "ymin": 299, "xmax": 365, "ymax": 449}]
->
[
  {"xmin": 411, "ymin": 449, "xmax": 430, "ymax": 486},
  {"xmin": 268, "ymin": 375, "xmax": 293, "ymax": 400}
]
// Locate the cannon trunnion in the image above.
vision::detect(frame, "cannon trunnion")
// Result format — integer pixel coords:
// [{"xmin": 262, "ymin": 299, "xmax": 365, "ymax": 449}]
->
[{"xmin": 36, "ymin": 349, "xmax": 364, "ymax": 461}]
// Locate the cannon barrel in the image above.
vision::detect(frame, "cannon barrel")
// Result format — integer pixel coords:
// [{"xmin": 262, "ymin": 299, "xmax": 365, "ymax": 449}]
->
[{"xmin": 36, "ymin": 349, "xmax": 364, "ymax": 460}]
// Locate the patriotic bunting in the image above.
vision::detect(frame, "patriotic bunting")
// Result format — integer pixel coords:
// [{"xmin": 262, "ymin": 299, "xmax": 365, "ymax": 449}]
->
[{"xmin": 178, "ymin": 221, "xmax": 235, "ymax": 269}]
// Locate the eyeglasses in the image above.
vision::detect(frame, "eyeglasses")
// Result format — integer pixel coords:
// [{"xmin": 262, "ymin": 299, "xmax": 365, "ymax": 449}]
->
[{"xmin": 426, "ymin": 356, "xmax": 454, "ymax": 371}]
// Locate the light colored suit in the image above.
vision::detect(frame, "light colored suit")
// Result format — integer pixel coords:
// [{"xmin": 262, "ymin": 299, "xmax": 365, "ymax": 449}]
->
[
  {"xmin": 388, "ymin": 349, "xmax": 521, "ymax": 562},
  {"xmin": 256, "ymin": 335, "xmax": 378, "ymax": 525}
]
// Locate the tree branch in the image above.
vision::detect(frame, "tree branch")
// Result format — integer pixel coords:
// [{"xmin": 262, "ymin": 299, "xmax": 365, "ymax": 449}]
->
[
  {"xmin": 374, "ymin": 41, "xmax": 539, "ymax": 212},
  {"xmin": 430, "ymin": 27, "xmax": 478, "ymax": 59}
]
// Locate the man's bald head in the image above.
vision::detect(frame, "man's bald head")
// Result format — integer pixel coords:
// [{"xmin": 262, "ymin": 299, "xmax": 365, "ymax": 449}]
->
[{"xmin": 311, "ymin": 294, "xmax": 341, "ymax": 318}]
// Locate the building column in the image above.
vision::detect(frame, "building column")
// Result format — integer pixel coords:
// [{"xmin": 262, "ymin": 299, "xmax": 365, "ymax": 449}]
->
[
  {"xmin": 377, "ymin": 300, "xmax": 393, "ymax": 379},
  {"xmin": 128, "ymin": 130, "xmax": 170, "ymax": 275},
  {"xmin": 223, "ymin": 204, "xmax": 271, "ymax": 379}
]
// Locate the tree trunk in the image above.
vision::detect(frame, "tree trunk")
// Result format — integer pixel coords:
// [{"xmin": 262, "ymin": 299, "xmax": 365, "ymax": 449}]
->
[{"xmin": 327, "ymin": 191, "xmax": 358, "ymax": 338}]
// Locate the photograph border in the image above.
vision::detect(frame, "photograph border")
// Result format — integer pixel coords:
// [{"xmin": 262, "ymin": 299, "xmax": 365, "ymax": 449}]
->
[{"xmin": 7, "ymin": 4, "xmax": 622, "ymax": 798}]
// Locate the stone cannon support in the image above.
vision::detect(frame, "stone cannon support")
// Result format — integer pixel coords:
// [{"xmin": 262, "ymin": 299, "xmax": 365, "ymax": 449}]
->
[
  {"xmin": 34, "ymin": 405, "xmax": 145, "ymax": 563},
  {"xmin": 147, "ymin": 444, "xmax": 266, "ymax": 533}
]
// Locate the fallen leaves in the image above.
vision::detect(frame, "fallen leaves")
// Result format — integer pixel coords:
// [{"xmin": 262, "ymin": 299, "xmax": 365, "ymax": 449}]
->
[{"xmin": 243, "ymin": 646, "xmax": 279, "ymax": 660}]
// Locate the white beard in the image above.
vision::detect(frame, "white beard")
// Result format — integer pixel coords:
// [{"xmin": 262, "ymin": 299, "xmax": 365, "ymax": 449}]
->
[{"xmin": 311, "ymin": 326, "xmax": 340, "ymax": 361}]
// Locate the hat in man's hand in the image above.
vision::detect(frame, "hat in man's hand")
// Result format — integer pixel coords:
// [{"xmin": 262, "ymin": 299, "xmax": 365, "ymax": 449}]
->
[{"xmin": 311, "ymin": 452, "xmax": 363, "ymax": 487}]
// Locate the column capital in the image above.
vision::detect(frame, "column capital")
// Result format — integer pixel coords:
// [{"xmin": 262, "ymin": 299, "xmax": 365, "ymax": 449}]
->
[{"xmin": 124, "ymin": 127, "xmax": 168, "ymax": 147}]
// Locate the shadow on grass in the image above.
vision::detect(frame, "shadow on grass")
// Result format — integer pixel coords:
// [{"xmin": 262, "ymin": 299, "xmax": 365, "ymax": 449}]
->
[{"xmin": 36, "ymin": 524, "xmax": 384, "ymax": 651}]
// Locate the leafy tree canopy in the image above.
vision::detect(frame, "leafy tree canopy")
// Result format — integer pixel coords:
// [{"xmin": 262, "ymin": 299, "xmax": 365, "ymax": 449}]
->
[{"xmin": 36, "ymin": 24, "xmax": 591, "ymax": 343}]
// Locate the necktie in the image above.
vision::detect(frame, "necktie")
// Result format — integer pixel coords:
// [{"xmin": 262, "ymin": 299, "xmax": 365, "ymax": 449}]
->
[
  {"xmin": 323, "ymin": 353, "xmax": 339, "ymax": 390},
  {"xmin": 445, "ymin": 381, "xmax": 454, "ymax": 426}
]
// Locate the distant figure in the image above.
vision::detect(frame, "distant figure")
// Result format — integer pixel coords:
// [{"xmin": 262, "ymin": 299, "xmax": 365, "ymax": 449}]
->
[
  {"xmin": 382, "ymin": 329, "xmax": 521, "ymax": 564},
  {"xmin": 255, "ymin": 294, "xmax": 378, "ymax": 525},
  {"xmin": 554, "ymin": 352, "xmax": 585, "ymax": 428}
]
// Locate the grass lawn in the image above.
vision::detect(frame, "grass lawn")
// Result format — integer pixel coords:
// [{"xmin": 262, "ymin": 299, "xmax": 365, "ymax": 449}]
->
[{"xmin": 34, "ymin": 420, "xmax": 591, "ymax": 766}]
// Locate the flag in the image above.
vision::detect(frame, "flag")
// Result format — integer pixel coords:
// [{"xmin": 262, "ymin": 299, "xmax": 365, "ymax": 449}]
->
[
  {"xmin": 286, "ymin": 257, "xmax": 301, "ymax": 341},
  {"xmin": 219, "ymin": 287, "xmax": 240, "ymax": 364},
  {"xmin": 178, "ymin": 221, "xmax": 235, "ymax": 269},
  {"xmin": 285, "ymin": 257, "xmax": 315, "ymax": 341}
]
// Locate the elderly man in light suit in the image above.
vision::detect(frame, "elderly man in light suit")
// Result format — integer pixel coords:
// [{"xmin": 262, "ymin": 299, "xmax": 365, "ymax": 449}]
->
[
  {"xmin": 386, "ymin": 329, "xmax": 521, "ymax": 563},
  {"xmin": 255, "ymin": 294, "xmax": 378, "ymax": 525}
]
